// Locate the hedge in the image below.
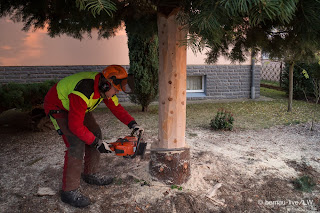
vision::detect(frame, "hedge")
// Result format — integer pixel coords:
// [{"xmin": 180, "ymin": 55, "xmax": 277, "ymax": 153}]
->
[{"xmin": 0, "ymin": 80, "xmax": 57, "ymax": 112}]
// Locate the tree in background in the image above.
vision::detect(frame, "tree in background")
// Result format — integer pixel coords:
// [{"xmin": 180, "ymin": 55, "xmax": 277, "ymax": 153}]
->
[
  {"xmin": 124, "ymin": 3, "xmax": 158, "ymax": 112},
  {"xmin": 126, "ymin": 19, "xmax": 158, "ymax": 112},
  {"xmin": 187, "ymin": 0, "xmax": 320, "ymax": 112},
  {"xmin": 182, "ymin": 0, "xmax": 298, "ymax": 63},
  {"xmin": 282, "ymin": 58, "xmax": 320, "ymax": 130},
  {"xmin": 281, "ymin": 62, "xmax": 320, "ymax": 100},
  {"xmin": 260, "ymin": 0, "xmax": 320, "ymax": 112},
  {"xmin": 221, "ymin": 0, "xmax": 320, "ymax": 112}
]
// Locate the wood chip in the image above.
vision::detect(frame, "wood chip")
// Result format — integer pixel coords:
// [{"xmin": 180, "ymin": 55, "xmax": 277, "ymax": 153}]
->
[
  {"xmin": 127, "ymin": 172, "xmax": 141, "ymax": 181},
  {"xmin": 37, "ymin": 187, "xmax": 56, "ymax": 196},
  {"xmin": 205, "ymin": 183, "xmax": 226, "ymax": 207},
  {"xmin": 207, "ymin": 183, "xmax": 222, "ymax": 198}
]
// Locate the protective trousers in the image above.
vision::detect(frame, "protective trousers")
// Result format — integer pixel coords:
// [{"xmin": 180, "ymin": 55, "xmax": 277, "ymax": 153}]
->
[{"xmin": 51, "ymin": 111, "xmax": 102, "ymax": 191}]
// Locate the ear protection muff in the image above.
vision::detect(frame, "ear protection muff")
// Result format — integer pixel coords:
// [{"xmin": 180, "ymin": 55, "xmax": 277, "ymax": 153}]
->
[
  {"xmin": 98, "ymin": 76, "xmax": 112, "ymax": 93},
  {"xmin": 99, "ymin": 81, "xmax": 111, "ymax": 93}
]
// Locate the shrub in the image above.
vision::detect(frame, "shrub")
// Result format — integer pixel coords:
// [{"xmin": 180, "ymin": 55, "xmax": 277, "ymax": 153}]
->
[
  {"xmin": 210, "ymin": 108, "xmax": 234, "ymax": 130},
  {"xmin": 281, "ymin": 62, "xmax": 320, "ymax": 99},
  {"xmin": 0, "ymin": 80, "xmax": 57, "ymax": 112}
]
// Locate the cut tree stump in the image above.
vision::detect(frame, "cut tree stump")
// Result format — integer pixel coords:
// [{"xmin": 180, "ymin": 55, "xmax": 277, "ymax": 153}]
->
[{"xmin": 150, "ymin": 148, "xmax": 190, "ymax": 185}]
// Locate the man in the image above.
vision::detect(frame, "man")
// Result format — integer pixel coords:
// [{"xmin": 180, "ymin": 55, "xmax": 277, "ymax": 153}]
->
[{"xmin": 44, "ymin": 65, "xmax": 143, "ymax": 208}]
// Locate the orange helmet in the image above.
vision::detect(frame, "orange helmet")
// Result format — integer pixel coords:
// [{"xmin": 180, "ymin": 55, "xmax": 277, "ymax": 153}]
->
[{"xmin": 102, "ymin": 65, "xmax": 128, "ymax": 91}]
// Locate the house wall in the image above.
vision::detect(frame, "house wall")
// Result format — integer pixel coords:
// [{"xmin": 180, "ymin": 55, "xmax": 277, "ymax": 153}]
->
[
  {"xmin": 0, "ymin": 64, "xmax": 260, "ymax": 101},
  {"xmin": 187, "ymin": 65, "xmax": 260, "ymax": 100}
]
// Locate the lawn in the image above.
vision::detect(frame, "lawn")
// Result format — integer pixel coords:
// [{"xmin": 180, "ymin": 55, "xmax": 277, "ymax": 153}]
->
[
  {"xmin": 97, "ymin": 86, "xmax": 320, "ymax": 133},
  {"xmin": 186, "ymin": 93, "xmax": 319, "ymax": 130}
]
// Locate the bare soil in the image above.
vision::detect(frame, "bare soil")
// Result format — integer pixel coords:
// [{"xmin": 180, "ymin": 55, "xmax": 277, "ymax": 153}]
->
[{"xmin": 0, "ymin": 109, "xmax": 320, "ymax": 213}]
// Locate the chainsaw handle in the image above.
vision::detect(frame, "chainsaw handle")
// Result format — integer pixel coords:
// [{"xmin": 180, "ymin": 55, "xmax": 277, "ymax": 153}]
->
[
  {"xmin": 127, "ymin": 129, "xmax": 143, "ymax": 159},
  {"xmin": 130, "ymin": 129, "xmax": 143, "ymax": 137},
  {"xmin": 130, "ymin": 129, "xmax": 135, "ymax": 136}
]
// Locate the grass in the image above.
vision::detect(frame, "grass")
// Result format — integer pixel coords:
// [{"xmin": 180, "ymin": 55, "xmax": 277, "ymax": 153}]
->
[
  {"xmin": 185, "ymin": 86, "xmax": 319, "ymax": 129},
  {"xmin": 186, "ymin": 99, "xmax": 319, "ymax": 130},
  {"xmin": 260, "ymin": 87, "xmax": 286, "ymax": 100},
  {"xmin": 261, "ymin": 79, "xmax": 281, "ymax": 87},
  {"xmin": 95, "ymin": 87, "xmax": 320, "ymax": 132}
]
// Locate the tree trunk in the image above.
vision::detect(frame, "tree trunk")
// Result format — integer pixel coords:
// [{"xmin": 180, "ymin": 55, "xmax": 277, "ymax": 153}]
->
[
  {"xmin": 311, "ymin": 79, "xmax": 320, "ymax": 131},
  {"xmin": 142, "ymin": 106, "xmax": 148, "ymax": 112},
  {"xmin": 288, "ymin": 62, "xmax": 295, "ymax": 112},
  {"xmin": 149, "ymin": 8, "xmax": 190, "ymax": 185}
]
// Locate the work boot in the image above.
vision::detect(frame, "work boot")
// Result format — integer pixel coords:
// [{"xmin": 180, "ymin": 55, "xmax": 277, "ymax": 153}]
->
[
  {"xmin": 61, "ymin": 189, "xmax": 91, "ymax": 208},
  {"xmin": 82, "ymin": 173, "xmax": 114, "ymax": 186}
]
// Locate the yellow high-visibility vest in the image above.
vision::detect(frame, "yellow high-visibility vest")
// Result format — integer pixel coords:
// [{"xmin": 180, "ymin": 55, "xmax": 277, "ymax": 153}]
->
[{"xmin": 56, "ymin": 72, "xmax": 103, "ymax": 112}]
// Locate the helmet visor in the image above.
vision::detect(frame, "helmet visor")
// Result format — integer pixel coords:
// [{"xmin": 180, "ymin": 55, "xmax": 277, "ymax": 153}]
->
[{"xmin": 111, "ymin": 74, "xmax": 134, "ymax": 94}]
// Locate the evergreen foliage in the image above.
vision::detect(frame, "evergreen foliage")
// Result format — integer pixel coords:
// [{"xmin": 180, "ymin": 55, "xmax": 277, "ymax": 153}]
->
[
  {"xmin": 0, "ymin": 0, "xmax": 122, "ymax": 39},
  {"xmin": 259, "ymin": 2, "xmax": 320, "ymax": 63},
  {"xmin": 181, "ymin": 0, "xmax": 303, "ymax": 63},
  {"xmin": 76, "ymin": 0, "xmax": 116, "ymax": 17},
  {"xmin": 0, "ymin": 80, "xmax": 57, "ymax": 112},
  {"xmin": 125, "ymin": 14, "xmax": 158, "ymax": 112}
]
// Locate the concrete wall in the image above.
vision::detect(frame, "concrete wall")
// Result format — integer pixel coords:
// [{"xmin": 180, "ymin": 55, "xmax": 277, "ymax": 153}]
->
[{"xmin": 0, "ymin": 65, "xmax": 260, "ymax": 101}]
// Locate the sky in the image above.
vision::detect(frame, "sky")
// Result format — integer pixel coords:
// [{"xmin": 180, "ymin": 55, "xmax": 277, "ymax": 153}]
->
[
  {"xmin": 0, "ymin": 18, "xmax": 131, "ymax": 66},
  {"xmin": 0, "ymin": 17, "xmax": 211, "ymax": 66}
]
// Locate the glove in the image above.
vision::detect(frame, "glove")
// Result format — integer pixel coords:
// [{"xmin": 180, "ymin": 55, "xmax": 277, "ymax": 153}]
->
[
  {"xmin": 132, "ymin": 124, "xmax": 144, "ymax": 133},
  {"xmin": 95, "ymin": 140, "xmax": 112, "ymax": 153}
]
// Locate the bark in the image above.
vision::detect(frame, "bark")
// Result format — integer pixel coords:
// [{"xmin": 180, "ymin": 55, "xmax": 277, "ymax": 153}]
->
[
  {"xmin": 142, "ymin": 106, "xmax": 148, "ymax": 112},
  {"xmin": 311, "ymin": 79, "xmax": 320, "ymax": 131},
  {"xmin": 288, "ymin": 62, "xmax": 295, "ymax": 112},
  {"xmin": 150, "ymin": 149, "xmax": 191, "ymax": 185}
]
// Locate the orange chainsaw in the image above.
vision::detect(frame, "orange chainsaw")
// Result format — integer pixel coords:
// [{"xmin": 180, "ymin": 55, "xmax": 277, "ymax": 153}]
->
[{"xmin": 109, "ymin": 130, "xmax": 147, "ymax": 159}]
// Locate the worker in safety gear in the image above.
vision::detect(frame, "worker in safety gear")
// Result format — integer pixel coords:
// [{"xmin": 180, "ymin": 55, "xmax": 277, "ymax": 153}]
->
[{"xmin": 44, "ymin": 65, "xmax": 143, "ymax": 208}]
